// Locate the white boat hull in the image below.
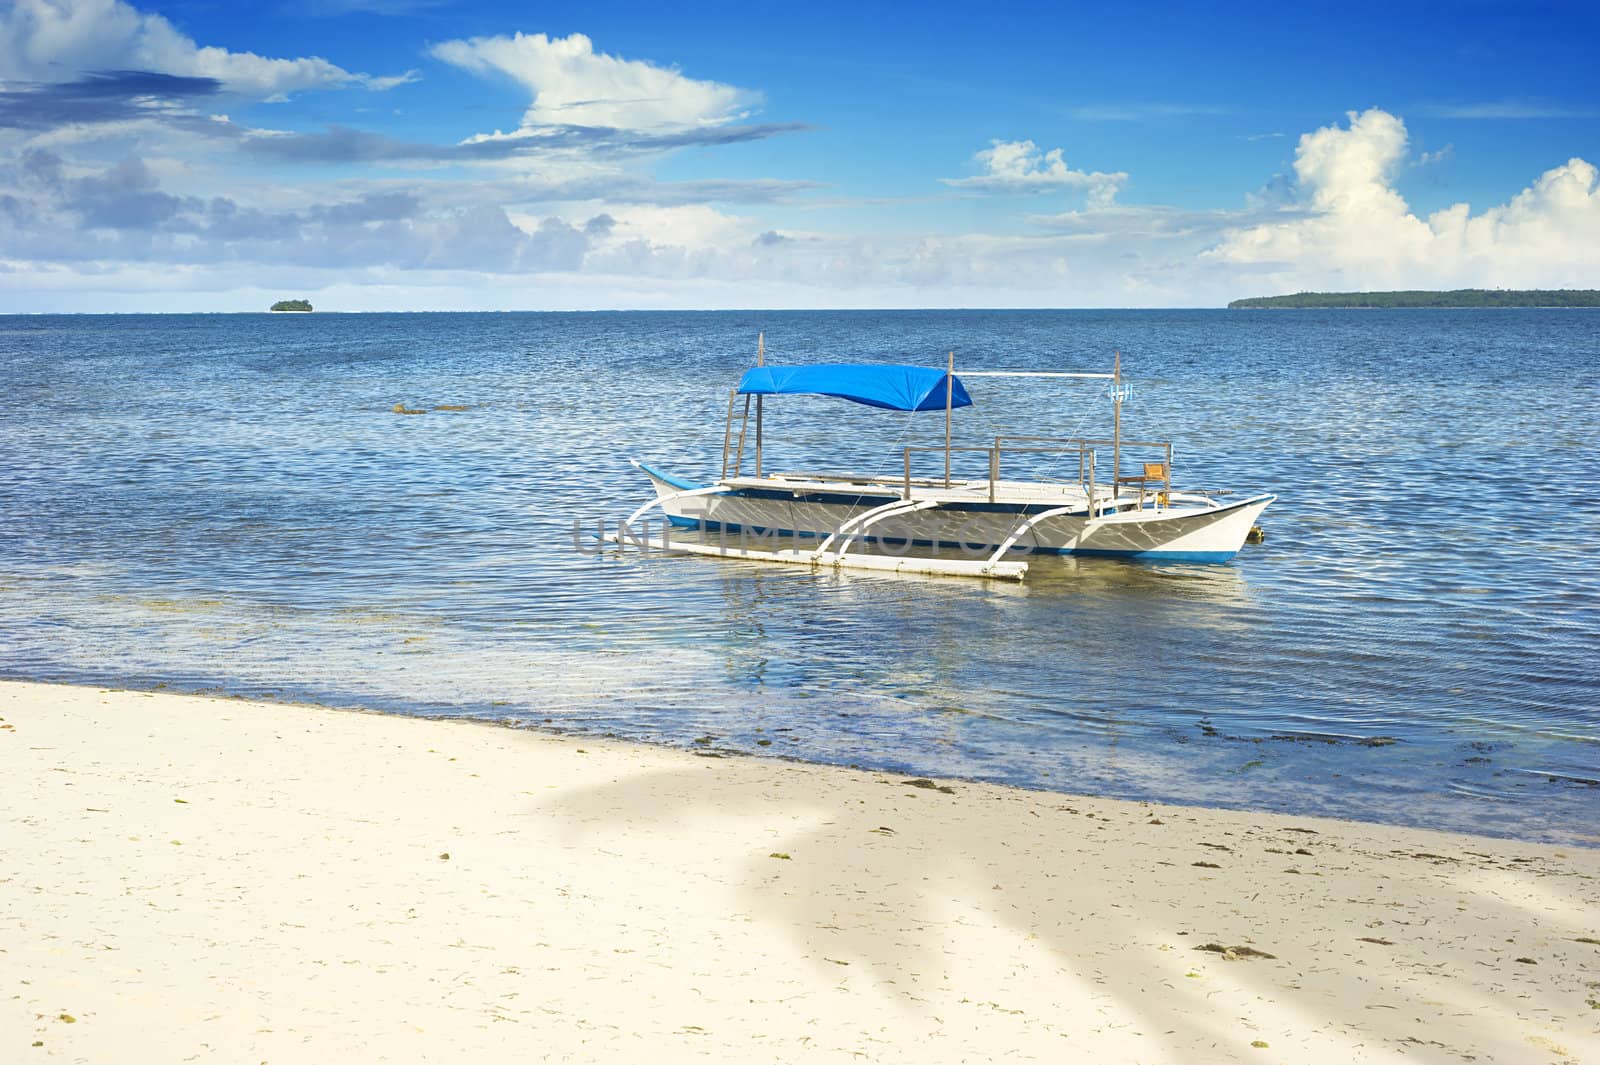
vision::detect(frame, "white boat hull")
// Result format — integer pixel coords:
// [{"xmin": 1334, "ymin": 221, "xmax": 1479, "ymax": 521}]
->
[{"xmin": 635, "ymin": 465, "xmax": 1273, "ymax": 564}]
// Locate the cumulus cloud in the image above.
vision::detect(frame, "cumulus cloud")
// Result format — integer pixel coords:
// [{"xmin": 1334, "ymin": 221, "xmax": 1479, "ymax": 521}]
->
[
  {"xmin": 0, "ymin": 149, "xmax": 883, "ymax": 295},
  {"xmin": 430, "ymin": 32, "xmax": 755, "ymax": 133},
  {"xmin": 5, "ymin": 91, "xmax": 1598, "ymax": 310},
  {"xmin": 0, "ymin": 0, "xmax": 401, "ymax": 98},
  {"xmin": 0, "ymin": 150, "xmax": 775, "ymax": 278},
  {"xmin": 65, "ymin": 153, "xmax": 186, "ymax": 227},
  {"xmin": 1207, "ymin": 108, "xmax": 1600, "ymax": 289},
  {"xmin": 943, "ymin": 140, "xmax": 1127, "ymax": 207}
]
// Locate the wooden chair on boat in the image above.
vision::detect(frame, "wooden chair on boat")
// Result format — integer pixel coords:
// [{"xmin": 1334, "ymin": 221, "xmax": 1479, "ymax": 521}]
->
[{"xmin": 1116, "ymin": 461, "xmax": 1170, "ymax": 509}]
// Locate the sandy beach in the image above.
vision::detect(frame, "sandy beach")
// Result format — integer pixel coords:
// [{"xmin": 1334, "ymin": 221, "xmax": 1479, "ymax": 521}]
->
[{"xmin": 2, "ymin": 681, "xmax": 1596, "ymax": 1063}]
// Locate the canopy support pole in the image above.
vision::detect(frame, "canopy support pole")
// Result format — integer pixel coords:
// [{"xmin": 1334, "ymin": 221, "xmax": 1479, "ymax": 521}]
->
[
  {"xmin": 755, "ymin": 333, "xmax": 765, "ymax": 478},
  {"xmin": 733, "ymin": 394, "xmax": 751, "ymax": 476},
  {"xmin": 944, "ymin": 350, "xmax": 954, "ymax": 488}
]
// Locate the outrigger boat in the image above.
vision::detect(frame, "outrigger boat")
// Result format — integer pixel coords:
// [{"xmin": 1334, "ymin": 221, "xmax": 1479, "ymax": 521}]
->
[{"xmin": 611, "ymin": 338, "xmax": 1274, "ymax": 581}]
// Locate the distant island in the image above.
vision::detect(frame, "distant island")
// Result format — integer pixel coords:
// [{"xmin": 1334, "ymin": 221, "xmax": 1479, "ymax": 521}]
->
[
  {"xmin": 1228, "ymin": 289, "xmax": 1600, "ymax": 309},
  {"xmin": 269, "ymin": 299, "xmax": 313, "ymax": 313}
]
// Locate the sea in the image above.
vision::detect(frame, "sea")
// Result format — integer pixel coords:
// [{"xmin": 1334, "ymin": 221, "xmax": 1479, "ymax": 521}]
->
[{"xmin": 2, "ymin": 309, "xmax": 1596, "ymax": 844}]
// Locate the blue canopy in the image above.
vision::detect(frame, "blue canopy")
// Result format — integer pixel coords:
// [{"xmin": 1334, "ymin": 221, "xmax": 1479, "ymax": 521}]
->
[{"xmin": 736, "ymin": 364, "xmax": 972, "ymax": 412}]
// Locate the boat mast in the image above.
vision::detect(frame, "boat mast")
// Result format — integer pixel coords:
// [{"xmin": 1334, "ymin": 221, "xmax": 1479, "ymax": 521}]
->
[
  {"xmin": 755, "ymin": 332, "xmax": 765, "ymax": 478},
  {"xmin": 1111, "ymin": 349, "xmax": 1122, "ymax": 500},
  {"xmin": 944, "ymin": 350, "xmax": 954, "ymax": 488}
]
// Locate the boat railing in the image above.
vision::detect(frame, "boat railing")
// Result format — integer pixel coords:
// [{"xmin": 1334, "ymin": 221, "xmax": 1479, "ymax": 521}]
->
[
  {"xmin": 997, "ymin": 436, "xmax": 1174, "ymax": 509},
  {"xmin": 900, "ymin": 435, "xmax": 1174, "ymax": 509},
  {"xmin": 900, "ymin": 446, "xmax": 1004, "ymax": 501},
  {"xmin": 902, "ymin": 444, "xmax": 1102, "ymax": 508},
  {"xmin": 764, "ymin": 471, "xmax": 928, "ymax": 487}
]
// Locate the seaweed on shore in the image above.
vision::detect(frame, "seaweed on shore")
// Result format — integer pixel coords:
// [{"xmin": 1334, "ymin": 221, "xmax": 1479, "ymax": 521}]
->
[
  {"xmin": 902, "ymin": 778, "xmax": 956, "ymax": 794},
  {"xmin": 1194, "ymin": 943, "xmax": 1277, "ymax": 960}
]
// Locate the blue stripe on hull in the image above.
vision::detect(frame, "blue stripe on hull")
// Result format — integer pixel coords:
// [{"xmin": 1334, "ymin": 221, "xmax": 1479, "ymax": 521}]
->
[
  {"xmin": 1067, "ymin": 547, "xmax": 1238, "ymax": 563},
  {"xmin": 636, "ymin": 466, "xmax": 1263, "ymax": 564}
]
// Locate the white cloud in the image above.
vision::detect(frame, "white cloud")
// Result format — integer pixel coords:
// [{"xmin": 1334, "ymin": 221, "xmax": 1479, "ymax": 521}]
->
[
  {"xmin": 1415, "ymin": 145, "xmax": 1453, "ymax": 168},
  {"xmin": 0, "ymin": 148, "xmax": 1206, "ymax": 305},
  {"xmin": 0, "ymin": 0, "xmax": 392, "ymax": 98},
  {"xmin": 943, "ymin": 139, "xmax": 1127, "ymax": 207},
  {"xmin": 585, "ymin": 203, "xmax": 753, "ymax": 249},
  {"xmin": 430, "ymin": 32, "xmax": 753, "ymax": 133},
  {"xmin": 360, "ymin": 70, "xmax": 421, "ymax": 92},
  {"xmin": 1207, "ymin": 107, "xmax": 1600, "ymax": 289},
  {"xmin": 1026, "ymin": 203, "xmax": 1306, "ymax": 240},
  {"xmin": 4, "ymin": 94, "xmax": 1599, "ymax": 311}
]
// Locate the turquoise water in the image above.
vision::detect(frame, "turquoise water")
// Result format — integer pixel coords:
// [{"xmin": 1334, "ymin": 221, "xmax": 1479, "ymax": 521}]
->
[{"xmin": 2, "ymin": 310, "xmax": 1596, "ymax": 843}]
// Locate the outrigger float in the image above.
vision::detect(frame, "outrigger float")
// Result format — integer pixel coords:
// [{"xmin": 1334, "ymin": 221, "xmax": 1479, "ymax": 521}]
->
[{"xmin": 610, "ymin": 338, "xmax": 1274, "ymax": 581}]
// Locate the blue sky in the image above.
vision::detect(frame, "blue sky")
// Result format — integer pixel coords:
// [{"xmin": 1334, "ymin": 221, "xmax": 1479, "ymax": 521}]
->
[{"xmin": 1, "ymin": 0, "xmax": 1596, "ymax": 309}]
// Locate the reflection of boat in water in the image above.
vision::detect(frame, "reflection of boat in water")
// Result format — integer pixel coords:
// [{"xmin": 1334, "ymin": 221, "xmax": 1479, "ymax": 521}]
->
[
  {"xmin": 705, "ymin": 550, "xmax": 1257, "ymax": 617},
  {"xmin": 616, "ymin": 339, "xmax": 1275, "ymax": 581},
  {"xmin": 1023, "ymin": 553, "xmax": 1257, "ymax": 607}
]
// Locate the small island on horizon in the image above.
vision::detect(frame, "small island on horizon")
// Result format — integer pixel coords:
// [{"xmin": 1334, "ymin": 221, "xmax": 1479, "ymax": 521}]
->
[
  {"xmin": 1228, "ymin": 289, "xmax": 1600, "ymax": 309},
  {"xmin": 269, "ymin": 299, "xmax": 313, "ymax": 313}
]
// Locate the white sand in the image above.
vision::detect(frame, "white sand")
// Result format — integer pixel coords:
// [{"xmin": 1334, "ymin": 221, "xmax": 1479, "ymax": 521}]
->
[{"xmin": 2, "ymin": 680, "xmax": 1597, "ymax": 1064}]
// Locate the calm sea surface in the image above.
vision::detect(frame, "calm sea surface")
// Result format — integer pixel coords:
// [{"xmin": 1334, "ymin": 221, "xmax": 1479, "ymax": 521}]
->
[{"xmin": 2, "ymin": 310, "xmax": 1596, "ymax": 844}]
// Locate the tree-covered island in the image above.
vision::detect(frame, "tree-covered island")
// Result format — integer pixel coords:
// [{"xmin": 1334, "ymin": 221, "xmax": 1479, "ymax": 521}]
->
[
  {"xmin": 1228, "ymin": 289, "xmax": 1600, "ymax": 309},
  {"xmin": 269, "ymin": 299, "xmax": 313, "ymax": 312}
]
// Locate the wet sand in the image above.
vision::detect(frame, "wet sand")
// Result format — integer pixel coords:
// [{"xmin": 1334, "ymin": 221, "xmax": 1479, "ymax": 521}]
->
[{"xmin": 2, "ymin": 680, "xmax": 1597, "ymax": 1063}]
